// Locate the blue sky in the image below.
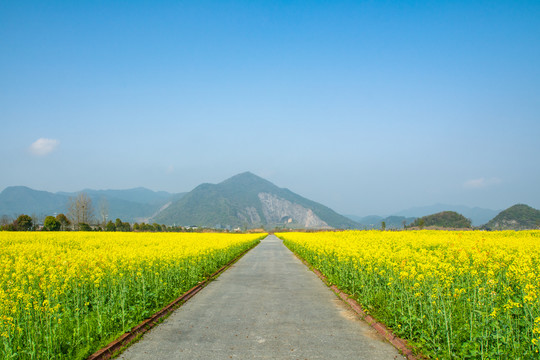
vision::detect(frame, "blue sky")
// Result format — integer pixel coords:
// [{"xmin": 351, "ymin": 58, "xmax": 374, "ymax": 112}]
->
[{"xmin": 1, "ymin": 0, "xmax": 539, "ymax": 216}]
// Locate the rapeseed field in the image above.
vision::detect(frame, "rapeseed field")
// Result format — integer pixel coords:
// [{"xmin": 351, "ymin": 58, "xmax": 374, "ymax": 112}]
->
[
  {"xmin": 279, "ymin": 230, "xmax": 540, "ymax": 359},
  {"xmin": 0, "ymin": 232, "xmax": 263, "ymax": 359}
]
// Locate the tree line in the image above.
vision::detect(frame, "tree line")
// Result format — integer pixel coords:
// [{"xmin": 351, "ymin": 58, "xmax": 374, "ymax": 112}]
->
[{"xmin": 0, "ymin": 192, "xmax": 187, "ymax": 232}]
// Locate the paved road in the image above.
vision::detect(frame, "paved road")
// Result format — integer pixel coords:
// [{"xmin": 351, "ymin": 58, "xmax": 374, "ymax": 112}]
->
[{"xmin": 119, "ymin": 235, "xmax": 404, "ymax": 359}]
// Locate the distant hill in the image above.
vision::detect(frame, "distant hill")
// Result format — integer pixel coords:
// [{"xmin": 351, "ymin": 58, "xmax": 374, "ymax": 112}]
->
[
  {"xmin": 347, "ymin": 214, "xmax": 416, "ymax": 229},
  {"xmin": 59, "ymin": 187, "xmax": 177, "ymax": 205},
  {"xmin": 152, "ymin": 172, "xmax": 359, "ymax": 229},
  {"xmin": 484, "ymin": 204, "xmax": 540, "ymax": 230},
  {"xmin": 383, "ymin": 216, "xmax": 417, "ymax": 229},
  {"xmin": 409, "ymin": 211, "xmax": 472, "ymax": 229},
  {"xmin": 0, "ymin": 186, "xmax": 184, "ymax": 223},
  {"xmin": 347, "ymin": 215, "xmax": 382, "ymax": 225},
  {"xmin": 0, "ymin": 186, "xmax": 69, "ymax": 217},
  {"xmin": 394, "ymin": 204, "xmax": 499, "ymax": 226}
]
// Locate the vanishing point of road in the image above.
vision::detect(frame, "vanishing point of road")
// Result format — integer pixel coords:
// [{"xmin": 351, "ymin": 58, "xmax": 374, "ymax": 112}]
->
[{"xmin": 119, "ymin": 235, "xmax": 405, "ymax": 359}]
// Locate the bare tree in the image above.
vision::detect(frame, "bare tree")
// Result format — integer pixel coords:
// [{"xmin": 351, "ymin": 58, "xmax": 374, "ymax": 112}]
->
[
  {"xmin": 67, "ymin": 192, "xmax": 94, "ymax": 230},
  {"xmin": 31, "ymin": 213, "xmax": 41, "ymax": 230},
  {"xmin": 98, "ymin": 197, "xmax": 109, "ymax": 227},
  {"xmin": 0, "ymin": 215, "xmax": 12, "ymax": 227}
]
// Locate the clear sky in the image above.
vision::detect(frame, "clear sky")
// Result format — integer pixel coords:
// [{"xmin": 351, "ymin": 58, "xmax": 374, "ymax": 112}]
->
[{"xmin": 1, "ymin": 0, "xmax": 539, "ymax": 216}]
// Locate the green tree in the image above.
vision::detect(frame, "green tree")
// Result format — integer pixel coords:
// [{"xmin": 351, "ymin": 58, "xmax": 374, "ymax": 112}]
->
[
  {"xmin": 0, "ymin": 223, "xmax": 15, "ymax": 231},
  {"xmin": 115, "ymin": 218, "xmax": 131, "ymax": 232},
  {"xmin": 43, "ymin": 216, "xmax": 61, "ymax": 231},
  {"xmin": 14, "ymin": 214, "xmax": 33, "ymax": 231},
  {"xmin": 106, "ymin": 220, "xmax": 116, "ymax": 232},
  {"xmin": 381, "ymin": 221, "xmax": 386, "ymax": 231},
  {"xmin": 56, "ymin": 213, "xmax": 71, "ymax": 231},
  {"xmin": 122, "ymin": 221, "xmax": 131, "ymax": 231},
  {"xmin": 139, "ymin": 222, "xmax": 154, "ymax": 231},
  {"xmin": 78, "ymin": 223, "xmax": 92, "ymax": 231}
]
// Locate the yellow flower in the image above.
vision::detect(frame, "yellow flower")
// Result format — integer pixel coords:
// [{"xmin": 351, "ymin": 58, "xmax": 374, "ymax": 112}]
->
[
  {"xmin": 277, "ymin": 229, "xmax": 540, "ymax": 358},
  {"xmin": 0, "ymin": 231, "xmax": 264, "ymax": 359}
]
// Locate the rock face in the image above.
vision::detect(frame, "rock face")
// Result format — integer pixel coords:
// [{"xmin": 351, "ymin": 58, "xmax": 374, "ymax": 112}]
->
[
  {"xmin": 152, "ymin": 172, "xmax": 359, "ymax": 229},
  {"xmin": 490, "ymin": 219, "xmax": 520, "ymax": 230},
  {"xmin": 258, "ymin": 193, "xmax": 330, "ymax": 228},
  {"xmin": 237, "ymin": 206, "xmax": 262, "ymax": 225},
  {"xmin": 485, "ymin": 204, "xmax": 540, "ymax": 230}
]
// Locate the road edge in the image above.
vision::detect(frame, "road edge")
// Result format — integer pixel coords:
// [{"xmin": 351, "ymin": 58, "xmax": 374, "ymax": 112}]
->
[
  {"xmin": 283, "ymin": 241, "xmax": 425, "ymax": 360},
  {"xmin": 87, "ymin": 236, "xmax": 265, "ymax": 360}
]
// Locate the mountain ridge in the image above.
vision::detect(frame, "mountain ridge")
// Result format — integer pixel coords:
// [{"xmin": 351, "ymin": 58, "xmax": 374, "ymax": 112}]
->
[
  {"xmin": 391, "ymin": 203, "xmax": 499, "ymax": 226},
  {"xmin": 151, "ymin": 172, "xmax": 358, "ymax": 229},
  {"xmin": 409, "ymin": 211, "xmax": 472, "ymax": 229},
  {"xmin": 345, "ymin": 214, "xmax": 417, "ymax": 229},
  {"xmin": 2, "ymin": 177, "xmax": 537, "ymax": 231},
  {"xmin": 484, "ymin": 204, "xmax": 540, "ymax": 230},
  {"xmin": 0, "ymin": 186, "xmax": 184, "ymax": 222}
]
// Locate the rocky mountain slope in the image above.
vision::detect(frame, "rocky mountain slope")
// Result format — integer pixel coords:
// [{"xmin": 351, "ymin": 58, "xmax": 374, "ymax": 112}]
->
[
  {"xmin": 484, "ymin": 204, "xmax": 540, "ymax": 230},
  {"xmin": 152, "ymin": 172, "xmax": 358, "ymax": 229}
]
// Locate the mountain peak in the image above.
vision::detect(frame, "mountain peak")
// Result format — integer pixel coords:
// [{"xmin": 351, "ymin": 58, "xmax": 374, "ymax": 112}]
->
[
  {"xmin": 409, "ymin": 211, "xmax": 472, "ymax": 229},
  {"xmin": 219, "ymin": 172, "xmax": 276, "ymax": 191},
  {"xmin": 485, "ymin": 204, "xmax": 540, "ymax": 230},
  {"xmin": 222, "ymin": 171, "xmax": 265, "ymax": 183},
  {"xmin": 2, "ymin": 185, "xmax": 34, "ymax": 193},
  {"xmin": 235, "ymin": 171, "xmax": 257, "ymax": 177},
  {"xmin": 153, "ymin": 172, "xmax": 358, "ymax": 229}
]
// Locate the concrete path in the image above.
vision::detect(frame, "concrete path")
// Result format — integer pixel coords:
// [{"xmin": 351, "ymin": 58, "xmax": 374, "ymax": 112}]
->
[{"xmin": 119, "ymin": 235, "xmax": 404, "ymax": 359}]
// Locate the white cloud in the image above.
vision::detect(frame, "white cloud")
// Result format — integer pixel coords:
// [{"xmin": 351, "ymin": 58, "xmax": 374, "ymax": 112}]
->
[
  {"xmin": 166, "ymin": 165, "xmax": 174, "ymax": 174},
  {"xmin": 463, "ymin": 177, "xmax": 502, "ymax": 189},
  {"xmin": 29, "ymin": 138, "xmax": 59, "ymax": 156}
]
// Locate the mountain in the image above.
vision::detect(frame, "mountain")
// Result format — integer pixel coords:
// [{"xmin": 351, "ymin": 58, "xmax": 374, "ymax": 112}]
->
[
  {"xmin": 0, "ymin": 186, "xmax": 184, "ymax": 223},
  {"xmin": 0, "ymin": 186, "xmax": 69, "ymax": 217},
  {"xmin": 393, "ymin": 204, "xmax": 499, "ymax": 226},
  {"xmin": 346, "ymin": 214, "xmax": 382, "ymax": 224},
  {"xmin": 484, "ymin": 204, "xmax": 540, "ymax": 230},
  {"xmin": 59, "ymin": 187, "xmax": 177, "ymax": 205},
  {"xmin": 344, "ymin": 214, "xmax": 369, "ymax": 223},
  {"xmin": 409, "ymin": 211, "xmax": 472, "ymax": 229},
  {"xmin": 152, "ymin": 172, "xmax": 359, "ymax": 229},
  {"xmin": 383, "ymin": 216, "xmax": 417, "ymax": 229},
  {"xmin": 346, "ymin": 215, "xmax": 416, "ymax": 229}
]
